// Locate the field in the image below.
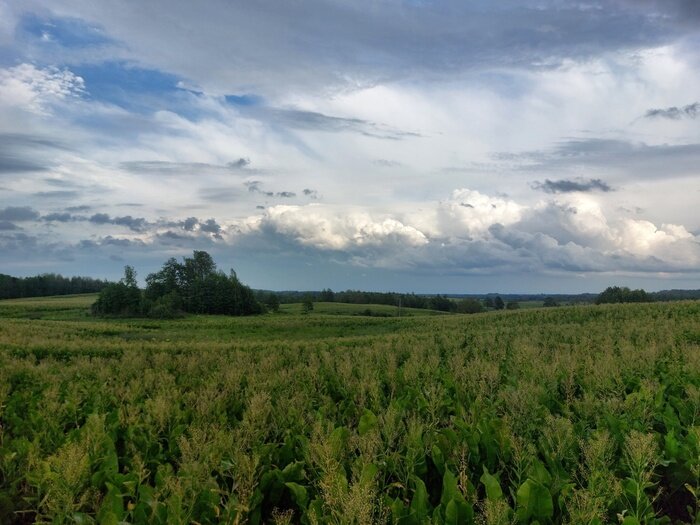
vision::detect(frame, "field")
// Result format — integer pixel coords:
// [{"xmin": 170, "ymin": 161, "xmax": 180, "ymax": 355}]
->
[{"xmin": 0, "ymin": 297, "xmax": 699, "ymax": 524}]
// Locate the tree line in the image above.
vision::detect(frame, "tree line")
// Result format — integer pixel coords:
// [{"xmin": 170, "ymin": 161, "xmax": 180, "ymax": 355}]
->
[
  {"xmin": 0, "ymin": 273, "xmax": 109, "ymax": 300},
  {"xmin": 92, "ymin": 251, "xmax": 262, "ymax": 317}
]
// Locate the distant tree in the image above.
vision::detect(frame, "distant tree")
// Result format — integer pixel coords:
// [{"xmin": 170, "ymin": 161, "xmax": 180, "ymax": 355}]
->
[
  {"xmin": 596, "ymin": 286, "xmax": 651, "ymax": 305},
  {"xmin": 494, "ymin": 296, "xmax": 505, "ymax": 310},
  {"xmin": 92, "ymin": 266, "xmax": 143, "ymax": 316},
  {"xmin": 302, "ymin": 295, "xmax": 314, "ymax": 314},
  {"xmin": 506, "ymin": 301, "xmax": 520, "ymax": 310},
  {"xmin": 266, "ymin": 293, "xmax": 280, "ymax": 313},
  {"xmin": 95, "ymin": 251, "xmax": 262, "ymax": 317},
  {"xmin": 319, "ymin": 288, "xmax": 335, "ymax": 302},
  {"xmin": 483, "ymin": 296, "xmax": 495, "ymax": 309},
  {"xmin": 429, "ymin": 294, "xmax": 454, "ymax": 312},
  {"xmin": 543, "ymin": 297, "xmax": 559, "ymax": 307},
  {"xmin": 0, "ymin": 272, "xmax": 109, "ymax": 300},
  {"xmin": 456, "ymin": 298, "xmax": 484, "ymax": 314}
]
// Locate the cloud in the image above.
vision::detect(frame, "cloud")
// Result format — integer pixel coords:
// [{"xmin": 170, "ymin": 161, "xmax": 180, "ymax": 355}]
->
[
  {"xmin": 0, "ymin": 221, "xmax": 19, "ymax": 231},
  {"xmin": 199, "ymin": 218, "xmax": 222, "ymax": 235},
  {"xmin": 120, "ymin": 159, "xmax": 252, "ymax": 175},
  {"xmin": 245, "ymin": 107, "xmax": 422, "ymax": 139},
  {"xmin": 0, "ymin": 206, "xmax": 40, "ymax": 221},
  {"xmin": 31, "ymin": 1, "xmax": 699, "ymax": 96},
  {"xmin": 496, "ymin": 138, "xmax": 700, "ymax": 179},
  {"xmin": 373, "ymin": 159, "xmax": 402, "ymax": 168},
  {"xmin": 303, "ymin": 188, "xmax": 318, "ymax": 199},
  {"xmin": 42, "ymin": 212, "xmax": 75, "ymax": 222},
  {"xmin": 89, "ymin": 213, "xmax": 148, "ymax": 231},
  {"xmin": 0, "ymin": 133, "xmax": 65, "ymax": 174},
  {"xmin": 33, "ymin": 190, "xmax": 82, "ymax": 198},
  {"xmin": 0, "ymin": 63, "xmax": 84, "ymax": 115},
  {"xmin": 246, "ymin": 180, "xmax": 296, "ymax": 199},
  {"xmin": 531, "ymin": 178, "xmax": 613, "ymax": 194},
  {"xmin": 644, "ymin": 102, "xmax": 699, "ymax": 119}
]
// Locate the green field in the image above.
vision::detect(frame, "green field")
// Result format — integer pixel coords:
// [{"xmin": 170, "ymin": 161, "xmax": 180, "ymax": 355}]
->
[{"xmin": 1, "ymin": 297, "xmax": 699, "ymax": 524}]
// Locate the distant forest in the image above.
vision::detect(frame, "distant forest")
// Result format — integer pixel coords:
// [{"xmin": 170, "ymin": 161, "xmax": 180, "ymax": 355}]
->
[
  {"xmin": 0, "ymin": 273, "xmax": 109, "ymax": 300},
  {"xmin": 1, "ymin": 264, "xmax": 699, "ymax": 316}
]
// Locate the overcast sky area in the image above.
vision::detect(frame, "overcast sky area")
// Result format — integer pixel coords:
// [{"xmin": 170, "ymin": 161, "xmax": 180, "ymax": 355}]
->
[{"xmin": 1, "ymin": 0, "xmax": 699, "ymax": 293}]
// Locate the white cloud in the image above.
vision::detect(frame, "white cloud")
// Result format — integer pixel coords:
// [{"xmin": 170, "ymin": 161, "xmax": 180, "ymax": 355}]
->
[{"xmin": 0, "ymin": 63, "xmax": 85, "ymax": 115}]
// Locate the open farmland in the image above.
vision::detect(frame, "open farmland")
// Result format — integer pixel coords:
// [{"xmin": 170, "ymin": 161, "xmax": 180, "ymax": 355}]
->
[{"xmin": 0, "ymin": 297, "xmax": 699, "ymax": 524}]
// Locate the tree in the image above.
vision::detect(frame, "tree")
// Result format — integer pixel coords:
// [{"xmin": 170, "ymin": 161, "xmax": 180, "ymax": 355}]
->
[
  {"xmin": 494, "ymin": 296, "xmax": 505, "ymax": 310},
  {"xmin": 319, "ymin": 288, "xmax": 335, "ymax": 302},
  {"xmin": 266, "ymin": 293, "xmax": 281, "ymax": 313},
  {"xmin": 483, "ymin": 296, "xmax": 495, "ymax": 309},
  {"xmin": 302, "ymin": 295, "xmax": 314, "ymax": 314},
  {"xmin": 92, "ymin": 266, "xmax": 143, "ymax": 316},
  {"xmin": 456, "ymin": 298, "xmax": 484, "ymax": 314},
  {"xmin": 506, "ymin": 301, "xmax": 520, "ymax": 310},
  {"xmin": 596, "ymin": 286, "xmax": 651, "ymax": 305},
  {"xmin": 543, "ymin": 297, "xmax": 558, "ymax": 307}
]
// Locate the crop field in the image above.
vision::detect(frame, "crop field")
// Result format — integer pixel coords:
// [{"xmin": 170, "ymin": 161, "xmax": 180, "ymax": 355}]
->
[{"xmin": 0, "ymin": 298, "xmax": 699, "ymax": 524}]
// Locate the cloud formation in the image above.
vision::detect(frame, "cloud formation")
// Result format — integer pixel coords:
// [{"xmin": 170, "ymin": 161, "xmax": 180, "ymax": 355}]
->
[
  {"xmin": 644, "ymin": 102, "xmax": 699, "ymax": 119},
  {"xmin": 531, "ymin": 178, "xmax": 613, "ymax": 194}
]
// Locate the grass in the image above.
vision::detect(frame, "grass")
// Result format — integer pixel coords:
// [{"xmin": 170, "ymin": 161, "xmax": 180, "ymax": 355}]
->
[{"xmin": 0, "ymin": 296, "xmax": 699, "ymax": 524}]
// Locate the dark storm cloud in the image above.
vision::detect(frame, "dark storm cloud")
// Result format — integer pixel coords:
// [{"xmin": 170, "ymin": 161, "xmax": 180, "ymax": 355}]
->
[
  {"xmin": 644, "ymin": 102, "xmax": 699, "ymax": 119},
  {"xmin": 531, "ymin": 178, "xmax": 613, "ymax": 194},
  {"xmin": 0, "ymin": 206, "xmax": 40, "ymax": 221}
]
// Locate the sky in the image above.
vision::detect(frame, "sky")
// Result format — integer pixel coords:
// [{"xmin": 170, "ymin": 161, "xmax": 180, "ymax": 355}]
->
[{"xmin": 0, "ymin": 0, "xmax": 699, "ymax": 293}]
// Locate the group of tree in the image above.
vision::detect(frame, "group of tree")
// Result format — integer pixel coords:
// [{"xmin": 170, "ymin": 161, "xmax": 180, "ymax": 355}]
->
[
  {"xmin": 0, "ymin": 273, "xmax": 109, "ymax": 300},
  {"xmin": 595, "ymin": 286, "xmax": 651, "ymax": 305},
  {"xmin": 92, "ymin": 251, "xmax": 262, "ymax": 317}
]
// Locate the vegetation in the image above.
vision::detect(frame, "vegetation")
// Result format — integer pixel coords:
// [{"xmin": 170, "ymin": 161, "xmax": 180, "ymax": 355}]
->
[
  {"xmin": 596, "ymin": 286, "xmax": 651, "ymax": 305},
  {"xmin": 93, "ymin": 252, "xmax": 262, "ymax": 318},
  {"xmin": 0, "ymin": 273, "xmax": 109, "ymax": 300},
  {"xmin": 0, "ymin": 296, "xmax": 699, "ymax": 523}
]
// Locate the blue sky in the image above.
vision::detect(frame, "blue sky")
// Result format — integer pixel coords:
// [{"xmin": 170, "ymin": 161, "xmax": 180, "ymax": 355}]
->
[{"xmin": 0, "ymin": 0, "xmax": 699, "ymax": 293}]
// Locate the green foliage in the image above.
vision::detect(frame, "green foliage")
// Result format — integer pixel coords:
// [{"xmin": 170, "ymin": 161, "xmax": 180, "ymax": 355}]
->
[
  {"xmin": 543, "ymin": 297, "xmax": 559, "ymax": 307},
  {"xmin": 456, "ymin": 298, "xmax": 484, "ymax": 314},
  {"xmin": 145, "ymin": 251, "xmax": 262, "ymax": 316},
  {"xmin": 0, "ymin": 299, "xmax": 699, "ymax": 523},
  {"xmin": 0, "ymin": 272, "xmax": 109, "ymax": 300},
  {"xmin": 91, "ymin": 266, "xmax": 143, "ymax": 316},
  {"xmin": 301, "ymin": 295, "xmax": 314, "ymax": 314},
  {"xmin": 596, "ymin": 286, "xmax": 651, "ymax": 305},
  {"xmin": 494, "ymin": 296, "xmax": 505, "ymax": 310}
]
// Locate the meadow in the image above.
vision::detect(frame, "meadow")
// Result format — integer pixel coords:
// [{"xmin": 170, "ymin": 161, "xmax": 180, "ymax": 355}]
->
[{"xmin": 0, "ymin": 296, "xmax": 699, "ymax": 524}]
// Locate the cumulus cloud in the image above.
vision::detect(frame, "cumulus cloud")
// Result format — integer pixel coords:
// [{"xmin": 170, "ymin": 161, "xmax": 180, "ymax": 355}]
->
[
  {"xmin": 246, "ymin": 204, "xmax": 428, "ymax": 252},
  {"xmin": 531, "ymin": 178, "xmax": 613, "ymax": 194}
]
